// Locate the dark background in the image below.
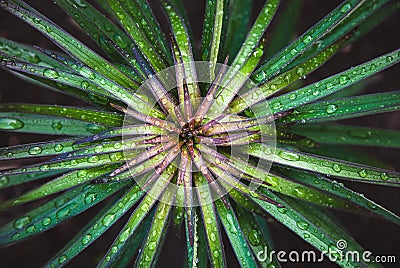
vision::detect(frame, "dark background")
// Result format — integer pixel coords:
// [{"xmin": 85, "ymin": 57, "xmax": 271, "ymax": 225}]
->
[{"xmin": 0, "ymin": 0, "xmax": 399, "ymax": 267}]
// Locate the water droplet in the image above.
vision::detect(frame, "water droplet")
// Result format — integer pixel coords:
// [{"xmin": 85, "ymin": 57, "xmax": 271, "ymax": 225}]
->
[
  {"xmin": 72, "ymin": 0, "xmax": 87, "ymax": 8},
  {"xmin": 339, "ymin": 75, "xmax": 349, "ymax": 85},
  {"xmin": 0, "ymin": 176, "xmax": 9, "ymax": 187},
  {"xmin": 42, "ymin": 217, "xmax": 52, "ymax": 226},
  {"xmin": 94, "ymin": 145, "xmax": 104, "ymax": 153},
  {"xmin": 348, "ymin": 130, "xmax": 372, "ymax": 139},
  {"xmin": 213, "ymin": 250, "xmax": 220, "ymax": 258},
  {"xmin": 278, "ymin": 151, "xmax": 300, "ymax": 161},
  {"xmin": 88, "ymin": 155, "xmax": 99, "ymax": 163},
  {"xmin": 303, "ymin": 35, "xmax": 312, "ymax": 44},
  {"xmin": 81, "ymin": 234, "xmax": 92, "ymax": 245},
  {"xmin": 340, "ymin": 3, "xmax": 351, "ymax": 13},
  {"xmin": 54, "ymin": 144, "xmax": 64, "ymax": 152},
  {"xmin": 0, "ymin": 118, "xmax": 24, "ymax": 130},
  {"xmin": 39, "ymin": 164, "xmax": 50, "ymax": 171},
  {"xmin": 56, "ymin": 203, "xmax": 77, "ymax": 219},
  {"xmin": 79, "ymin": 67, "xmax": 96, "ymax": 80},
  {"xmin": 103, "ymin": 214, "xmax": 116, "ymax": 227},
  {"xmin": 28, "ymin": 146, "xmax": 42, "ymax": 155},
  {"xmin": 248, "ymin": 229, "xmax": 261, "ymax": 246},
  {"xmin": 332, "ymin": 164, "xmax": 341, "ymax": 172},
  {"xmin": 25, "ymin": 225, "xmax": 36, "ymax": 234},
  {"xmin": 58, "ymin": 255, "xmax": 67, "ymax": 264},
  {"xmin": 358, "ymin": 169, "xmax": 367, "ymax": 178},
  {"xmin": 43, "ymin": 69, "xmax": 59, "ymax": 79},
  {"xmin": 326, "ymin": 104, "xmax": 338, "ymax": 114},
  {"xmin": 51, "ymin": 121, "xmax": 63, "ymax": 130},
  {"xmin": 77, "ymin": 170, "xmax": 87, "ymax": 178},
  {"xmin": 296, "ymin": 221, "xmax": 309, "ymax": 230},
  {"xmin": 86, "ymin": 124, "xmax": 106, "ymax": 134},
  {"xmin": 293, "ymin": 187, "xmax": 305, "ymax": 197},
  {"xmin": 14, "ymin": 216, "xmax": 31, "ymax": 230},
  {"xmin": 210, "ymin": 232, "xmax": 216, "ymax": 242},
  {"xmin": 84, "ymin": 192, "xmax": 97, "ymax": 204},
  {"xmin": 119, "ymin": 228, "xmax": 131, "ymax": 242},
  {"xmin": 148, "ymin": 241, "xmax": 157, "ymax": 250},
  {"xmin": 380, "ymin": 172, "xmax": 389, "ymax": 181}
]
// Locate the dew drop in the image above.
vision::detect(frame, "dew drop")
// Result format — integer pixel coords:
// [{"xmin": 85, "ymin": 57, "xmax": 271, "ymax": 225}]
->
[
  {"xmin": 84, "ymin": 192, "xmax": 97, "ymax": 204},
  {"xmin": 277, "ymin": 151, "xmax": 300, "ymax": 161},
  {"xmin": 380, "ymin": 172, "xmax": 389, "ymax": 181},
  {"xmin": 326, "ymin": 104, "xmax": 338, "ymax": 114},
  {"xmin": 25, "ymin": 225, "xmax": 36, "ymax": 234},
  {"xmin": 54, "ymin": 144, "xmax": 64, "ymax": 152},
  {"xmin": 332, "ymin": 164, "xmax": 341, "ymax": 172},
  {"xmin": 51, "ymin": 121, "xmax": 63, "ymax": 130},
  {"xmin": 58, "ymin": 255, "xmax": 67, "ymax": 264},
  {"xmin": 43, "ymin": 69, "xmax": 60, "ymax": 79},
  {"xmin": 248, "ymin": 229, "xmax": 260, "ymax": 246},
  {"xmin": 338, "ymin": 75, "xmax": 349, "ymax": 85},
  {"xmin": 56, "ymin": 204, "xmax": 77, "ymax": 220},
  {"xmin": 72, "ymin": 0, "xmax": 87, "ymax": 8},
  {"xmin": 210, "ymin": 232, "xmax": 216, "ymax": 242},
  {"xmin": 0, "ymin": 118, "xmax": 24, "ymax": 130},
  {"xmin": 28, "ymin": 146, "xmax": 42, "ymax": 155},
  {"xmin": 103, "ymin": 214, "xmax": 116, "ymax": 227},
  {"xmin": 0, "ymin": 176, "xmax": 9, "ymax": 187},
  {"xmin": 42, "ymin": 217, "xmax": 52, "ymax": 226},
  {"xmin": 302, "ymin": 35, "xmax": 312, "ymax": 44},
  {"xmin": 81, "ymin": 234, "xmax": 92, "ymax": 245},
  {"xmin": 14, "ymin": 216, "xmax": 31, "ymax": 230},
  {"xmin": 358, "ymin": 169, "xmax": 367, "ymax": 178},
  {"xmin": 296, "ymin": 221, "xmax": 309, "ymax": 230}
]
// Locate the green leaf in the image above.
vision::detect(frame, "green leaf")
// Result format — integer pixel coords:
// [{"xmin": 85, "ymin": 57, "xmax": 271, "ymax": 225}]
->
[
  {"xmin": 248, "ymin": 144, "xmax": 400, "ymax": 186},
  {"xmin": 252, "ymin": 48, "xmax": 400, "ymax": 117},
  {"xmin": 252, "ymin": 191, "xmax": 371, "ymax": 268},
  {"xmin": 265, "ymin": 0, "xmax": 301, "ymax": 59},
  {"xmin": 230, "ymin": 0, "xmax": 280, "ymax": 70},
  {"xmin": 0, "ymin": 137, "xmax": 77, "ymax": 161},
  {"xmin": 253, "ymin": 0, "xmax": 365, "ymax": 83},
  {"xmin": 0, "ymin": 113, "xmax": 108, "ymax": 135},
  {"xmin": 163, "ymin": 0, "xmax": 201, "ymax": 107},
  {"xmin": 0, "ymin": 104, "xmax": 123, "ymax": 126},
  {"xmin": 280, "ymin": 91, "xmax": 400, "ymax": 123},
  {"xmin": 2, "ymin": 0, "xmax": 139, "ymax": 95},
  {"xmin": 290, "ymin": 123, "xmax": 400, "ymax": 148},
  {"xmin": 184, "ymin": 208, "xmax": 208, "ymax": 268},
  {"xmin": 112, "ymin": 209, "xmax": 154, "ymax": 268},
  {"xmin": 222, "ymin": 0, "xmax": 252, "ymax": 62},
  {"xmin": 215, "ymin": 199, "xmax": 258, "ymax": 268},
  {"xmin": 105, "ymin": 0, "xmax": 167, "ymax": 72},
  {"xmin": 11, "ymin": 70, "xmax": 119, "ymax": 109},
  {"xmin": 276, "ymin": 167, "xmax": 400, "ymax": 225},
  {"xmin": 46, "ymin": 183, "xmax": 144, "ymax": 267},
  {"xmin": 194, "ymin": 173, "xmax": 226, "ymax": 267},
  {"xmin": 0, "ymin": 170, "xmax": 64, "ymax": 189},
  {"xmin": 53, "ymin": 0, "xmax": 141, "ymax": 71},
  {"xmin": 230, "ymin": 34, "xmax": 348, "ymax": 113},
  {"xmin": 98, "ymin": 166, "xmax": 176, "ymax": 266},
  {"xmin": 0, "ymin": 181, "xmax": 129, "ymax": 245},
  {"xmin": 201, "ymin": 0, "xmax": 225, "ymax": 72},
  {"xmin": 234, "ymin": 205, "xmax": 280, "ymax": 267},
  {"xmin": 135, "ymin": 198, "xmax": 172, "ymax": 267},
  {"xmin": 0, "ymin": 164, "xmax": 118, "ymax": 211}
]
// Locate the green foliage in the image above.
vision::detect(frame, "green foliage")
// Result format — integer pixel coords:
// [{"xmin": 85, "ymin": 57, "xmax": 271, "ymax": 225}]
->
[{"xmin": 0, "ymin": 0, "xmax": 399, "ymax": 267}]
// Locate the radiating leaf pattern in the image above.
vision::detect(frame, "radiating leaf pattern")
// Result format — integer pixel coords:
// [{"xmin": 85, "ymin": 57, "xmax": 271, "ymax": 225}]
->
[{"xmin": 0, "ymin": 0, "xmax": 399, "ymax": 267}]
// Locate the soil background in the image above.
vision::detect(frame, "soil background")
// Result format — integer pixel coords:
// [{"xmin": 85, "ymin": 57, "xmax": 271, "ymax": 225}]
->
[{"xmin": 0, "ymin": 0, "xmax": 399, "ymax": 267}]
